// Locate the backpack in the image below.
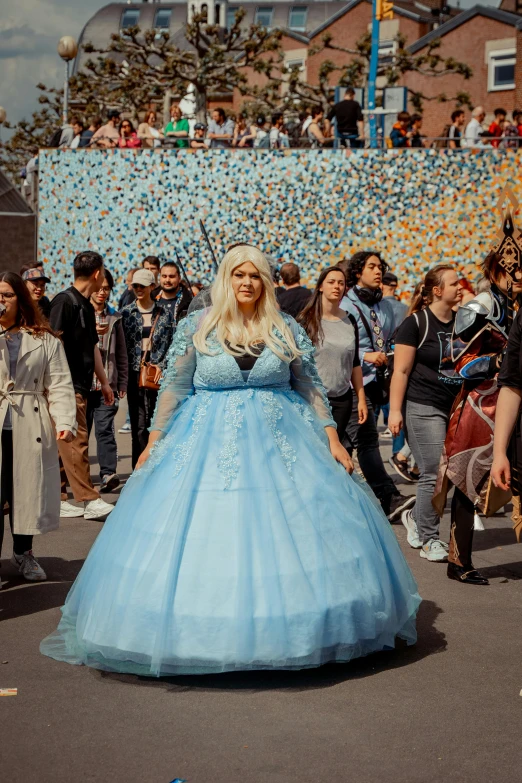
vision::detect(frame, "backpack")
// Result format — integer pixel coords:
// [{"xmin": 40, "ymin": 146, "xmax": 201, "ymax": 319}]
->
[
  {"xmin": 433, "ymin": 124, "xmax": 451, "ymax": 149},
  {"xmin": 48, "ymin": 127, "xmax": 63, "ymax": 148},
  {"xmin": 255, "ymin": 131, "xmax": 270, "ymax": 149}
]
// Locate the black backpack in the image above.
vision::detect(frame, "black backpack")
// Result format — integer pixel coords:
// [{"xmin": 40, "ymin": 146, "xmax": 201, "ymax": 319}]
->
[{"xmin": 48, "ymin": 127, "xmax": 63, "ymax": 148}]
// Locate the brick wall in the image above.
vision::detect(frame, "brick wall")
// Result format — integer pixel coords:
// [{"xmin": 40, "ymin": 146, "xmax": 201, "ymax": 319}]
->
[{"xmin": 401, "ymin": 16, "xmax": 518, "ymax": 139}]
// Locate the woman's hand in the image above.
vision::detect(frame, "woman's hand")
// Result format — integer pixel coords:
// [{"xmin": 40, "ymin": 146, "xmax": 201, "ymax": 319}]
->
[
  {"xmin": 136, "ymin": 445, "xmax": 152, "ymax": 470},
  {"xmin": 357, "ymin": 397, "xmax": 368, "ymax": 425},
  {"xmin": 57, "ymin": 430, "xmax": 74, "ymax": 443},
  {"xmin": 329, "ymin": 440, "xmax": 354, "ymax": 474},
  {"xmin": 491, "ymin": 454, "xmax": 511, "ymax": 491},
  {"xmin": 388, "ymin": 409, "xmax": 403, "ymax": 437}
]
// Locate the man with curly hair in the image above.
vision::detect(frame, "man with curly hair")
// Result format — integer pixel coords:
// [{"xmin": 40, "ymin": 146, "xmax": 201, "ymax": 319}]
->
[{"xmin": 340, "ymin": 251, "xmax": 415, "ymax": 522}]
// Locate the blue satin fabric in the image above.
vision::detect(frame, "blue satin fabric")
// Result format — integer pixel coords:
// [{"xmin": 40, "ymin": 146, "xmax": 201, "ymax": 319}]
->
[{"xmin": 41, "ymin": 313, "xmax": 420, "ymax": 676}]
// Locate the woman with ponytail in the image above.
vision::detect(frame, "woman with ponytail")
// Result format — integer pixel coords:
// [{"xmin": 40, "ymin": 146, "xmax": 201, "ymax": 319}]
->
[
  {"xmin": 389, "ymin": 265, "xmax": 463, "ymax": 561},
  {"xmin": 299, "ymin": 266, "xmax": 367, "ymax": 436}
]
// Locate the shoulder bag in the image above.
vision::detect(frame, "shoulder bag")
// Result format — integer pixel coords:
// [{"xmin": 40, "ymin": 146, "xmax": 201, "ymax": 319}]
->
[{"xmin": 139, "ymin": 312, "xmax": 162, "ymax": 390}]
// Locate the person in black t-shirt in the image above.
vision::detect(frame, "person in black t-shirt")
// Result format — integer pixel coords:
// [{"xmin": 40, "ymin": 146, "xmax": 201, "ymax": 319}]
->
[
  {"xmin": 155, "ymin": 260, "xmax": 193, "ymax": 325},
  {"xmin": 49, "ymin": 251, "xmax": 116, "ymax": 522},
  {"xmin": 389, "ymin": 265, "xmax": 463, "ymax": 562},
  {"xmin": 277, "ymin": 263, "xmax": 311, "ymax": 319},
  {"xmin": 325, "ymin": 88, "xmax": 364, "ymax": 148}
]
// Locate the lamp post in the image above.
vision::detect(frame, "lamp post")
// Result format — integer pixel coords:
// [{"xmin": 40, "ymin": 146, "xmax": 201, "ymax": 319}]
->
[
  {"xmin": 57, "ymin": 36, "xmax": 78, "ymax": 126},
  {"xmin": 0, "ymin": 107, "xmax": 6, "ymax": 143}
]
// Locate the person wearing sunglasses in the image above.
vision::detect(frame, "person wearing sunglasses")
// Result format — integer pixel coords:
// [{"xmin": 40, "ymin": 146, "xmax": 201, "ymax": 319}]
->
[
  {"xmin": 118, "ymin": 119, "xmax": 142, "ymax": 149},
  {"xmin": 121, "ymin": 269, "xmax": 175, "ymax": 467},
  {"xmin": 0, "ymin": 272, "xmax": 76, "ymax": 587}
]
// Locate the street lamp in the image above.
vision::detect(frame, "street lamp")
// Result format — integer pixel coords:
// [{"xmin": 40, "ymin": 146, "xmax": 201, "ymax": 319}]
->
[
  {"xmin": 0, "ymin": 107, "xmax": 6, "ymax": 143},
  {"xmin": 57, "ymin": 36, "xmax": 78, "ymax": 127}
]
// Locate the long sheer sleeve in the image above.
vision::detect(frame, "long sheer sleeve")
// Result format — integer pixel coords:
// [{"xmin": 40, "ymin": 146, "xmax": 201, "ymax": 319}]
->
[
  {"xmin": 287, "ymin": 317, "xmax": 336, "ymax": 429},
  {"xmin": 150, "ymin": 313, "xmax": 198, "ymax": 434}
]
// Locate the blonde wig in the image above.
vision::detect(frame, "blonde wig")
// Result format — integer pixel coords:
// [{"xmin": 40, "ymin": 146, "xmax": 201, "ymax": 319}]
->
[{"xmin": 192, "ymin": 245, "xmax": 303, "ymax": 362}]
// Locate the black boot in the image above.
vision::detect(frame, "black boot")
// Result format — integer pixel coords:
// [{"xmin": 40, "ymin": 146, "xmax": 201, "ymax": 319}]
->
[{"xmin": 447, "ymin": 562, "xmax": 489, "ymax": 585}]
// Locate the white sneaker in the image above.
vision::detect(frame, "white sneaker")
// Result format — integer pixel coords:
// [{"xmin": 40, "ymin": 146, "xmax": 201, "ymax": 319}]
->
[
  {"xmin": 84, "ymin": 497, "xmax": 114, "ymax": 521},
  {"xmin": 381, "ymin": 427, "xmax": 393, "ymax": 439},
  {"xmin": 60, "ymin": 500, "xmax": 84, "ymax": 518},
  {"xmin": 474, "ymin": 511, "xmax": 485, "ymax": 531},
  {"xmin": 420, "ymin": 539, "xmax": 448, "ymax": 562},
  {"xmin": 118, "ymin": 422, "xmax": 131, "ymax": 433},
  {"xmin": 401, "ymin": 509, "xmax": 422, "ymax": 549},
  {"xmin": 12, "ymin": 550, "xmax": 47, "ymax": 582}
]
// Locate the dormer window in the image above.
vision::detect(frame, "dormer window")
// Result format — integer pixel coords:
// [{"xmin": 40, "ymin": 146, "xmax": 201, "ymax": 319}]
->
[
  {"xmin": 256, "ymin": 7, "xmax": 274, "ymax": 28},
  {"xmin": 289, "ymin": 6, "xmax": 308, "ymax": 32},
  {"xmin": 154, "ymin": 9, "xmax": 172, "ymax": 31},
  {"xmin": 120, "ymin": 9, "xmax": 140, "ymax": 30}
]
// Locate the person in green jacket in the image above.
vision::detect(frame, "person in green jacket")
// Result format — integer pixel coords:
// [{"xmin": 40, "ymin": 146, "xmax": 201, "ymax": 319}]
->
[{"xmin": 164, "ymin": 104, "xmax": 189, "ymax": 149}]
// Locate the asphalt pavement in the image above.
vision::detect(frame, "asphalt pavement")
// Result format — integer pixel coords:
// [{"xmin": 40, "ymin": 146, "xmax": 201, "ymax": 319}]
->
[{"xmin": 2, "ymin": 403, "xmax": 522, "ymax": 783}]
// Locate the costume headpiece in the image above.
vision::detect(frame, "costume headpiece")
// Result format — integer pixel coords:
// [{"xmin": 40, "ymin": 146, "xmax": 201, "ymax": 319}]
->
[{"xmin": 490, "ymin": 186, "xmax": 522, "ymax": 283}]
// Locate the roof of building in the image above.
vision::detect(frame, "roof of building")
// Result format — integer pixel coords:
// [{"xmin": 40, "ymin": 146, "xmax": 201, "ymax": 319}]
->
[
  {"xmin": 0, "ymin": 170, "xmax": 32, "ymax": 215},
  {"xmin": 409, "ymin": 4, "xmax": 522, "ymax": 52},
  {"xmin": 74, "ymin": 0, "xmax": 452, "ymax": 72}
]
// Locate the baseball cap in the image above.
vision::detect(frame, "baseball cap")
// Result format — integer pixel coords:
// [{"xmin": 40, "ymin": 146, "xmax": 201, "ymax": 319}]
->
[
  {"xmin": 382, "ymin": 272, "xmax": 398, "ymax": 286},
  {"xmin": 132, "ymin": 269, "xmax": 156, "ymax": 287},
  {"xmin": 194, "ymin": 123, "xmax": 206, "ymax": 131},
  {"xmin": 23, "ymin": 268, "xmax": 51, "ymax": 284}
]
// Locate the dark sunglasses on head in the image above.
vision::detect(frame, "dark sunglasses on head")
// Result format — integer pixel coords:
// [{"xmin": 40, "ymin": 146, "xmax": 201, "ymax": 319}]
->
[{"xmin": 132, "ymin": 284, "xmax": 146, "ymax": 290}]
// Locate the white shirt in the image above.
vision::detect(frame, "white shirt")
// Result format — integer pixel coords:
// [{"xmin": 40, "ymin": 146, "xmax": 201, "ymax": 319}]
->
[{"xmin": 464, "ymin": 118, "xmax": 484, "ymax": 148}]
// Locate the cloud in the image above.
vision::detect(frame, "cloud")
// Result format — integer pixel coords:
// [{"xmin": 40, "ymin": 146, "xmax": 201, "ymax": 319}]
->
[
  {"xmin": 1, "ymin": 1, "xmax": 108, "ymax": 127},
  {"xmin": 0, "ymin": 24, "xmax": 55, "ymax": 59}
]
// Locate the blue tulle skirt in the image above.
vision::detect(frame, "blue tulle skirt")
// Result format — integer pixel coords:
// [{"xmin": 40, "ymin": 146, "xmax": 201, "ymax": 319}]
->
[{"xmin": 41, "ymin": 387, "xmax": 421, "ymax": 676}]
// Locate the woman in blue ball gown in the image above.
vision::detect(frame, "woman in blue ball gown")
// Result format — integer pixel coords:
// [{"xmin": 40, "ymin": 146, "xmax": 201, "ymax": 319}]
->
[{"xmin": 41, "ymin": 245, "xmax": 420, "ymax": 676}]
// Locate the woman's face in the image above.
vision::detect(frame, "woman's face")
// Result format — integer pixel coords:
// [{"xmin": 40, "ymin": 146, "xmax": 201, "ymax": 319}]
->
[
  {"xmin": 320, "ymin": 271, "xmax": 345, "ymax": 303},
  {"xmin": 147, "ymin": 113, "xmax": 156, "ymax": 126},
  {"xmin": 121, "ymin": 121, "xmax": 132, "ymax": 137},
  {"xmin": 437, "ymin": 270, "xmax": 462, "ymax": 307},
  {"xmin": 231, "ymin": 262, "xmax": 263, "ymax": 307},
  {"xmin": 0, "ymin": 281, "xmax": 18, "ymax": 325},
  {"xmin": 493, "ymin": 268, "xmax": 522, "ymax": 296},
  {"xmin": 26, "ymin": 278, "xmax": 46, "ymax": 301}
]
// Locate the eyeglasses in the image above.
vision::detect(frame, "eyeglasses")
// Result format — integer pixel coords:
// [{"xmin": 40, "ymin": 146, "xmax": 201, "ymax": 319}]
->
[
  {"xmin": 99, "ymin": 286, "xmax": 111, "ymax": 293},
  {"xmin": 0, "ymin": 292, "xmax": 16, "ymax": 301}
]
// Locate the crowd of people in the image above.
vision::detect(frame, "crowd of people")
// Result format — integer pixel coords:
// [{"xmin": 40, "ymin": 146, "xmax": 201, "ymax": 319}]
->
[
  {"xmin": 50, "ymin": 90, "xmax": 522, "ymax": 155},
  {"xmin": 2, "ymin": 240, "xmax": 521, "ymax": 674}
]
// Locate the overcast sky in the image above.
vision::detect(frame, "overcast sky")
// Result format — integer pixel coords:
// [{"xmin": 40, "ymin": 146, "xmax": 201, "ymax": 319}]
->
[{"xmin": 1, "ymin": 0, "xmax": 501, "ymax": 129}]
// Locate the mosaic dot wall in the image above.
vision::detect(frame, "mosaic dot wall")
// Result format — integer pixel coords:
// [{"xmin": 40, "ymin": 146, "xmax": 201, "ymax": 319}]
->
[{"xmin": 38, "ymin": 148, "xmax": 522, "ymax": 298}]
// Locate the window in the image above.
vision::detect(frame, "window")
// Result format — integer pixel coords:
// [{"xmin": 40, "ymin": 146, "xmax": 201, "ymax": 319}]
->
[
  {"xmin": 488, "ymin": 50, "xmax": 515, "ymax": 91},
  {"xmin": 120, "ymin": 9, "xmax": 140, "ymax": 30},
  {"xmin": 154, "ymin": 9, "xmax": 172, "ymax": 31},
  {"xmin": 255, "ymin": 7, "xmax": 274, "ymax": 28},
  {"xmin": 286, "ymin": 58, "xmax": 305, "ymax": 72},
  {"xmin": 227, "ymin": 6, "xmax": 239, "ymax": 28},
  {"xmin": 289, "ymin": 6, "xmax": 308, "ymax": 31},
  {"xmin": 378, "ymin": 40, "xmax": 397, "ymax": 64}
]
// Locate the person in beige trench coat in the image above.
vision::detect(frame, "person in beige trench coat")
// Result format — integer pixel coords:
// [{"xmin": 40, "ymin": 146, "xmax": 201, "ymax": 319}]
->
[{"xmin": 0, "ymin": 271, "xmax": 77, "ymax": 586}]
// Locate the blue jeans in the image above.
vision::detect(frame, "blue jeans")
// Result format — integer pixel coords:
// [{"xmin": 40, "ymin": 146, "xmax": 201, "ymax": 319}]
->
[{"xmin": 404, "ymin": 400, "xmax": 449, "ymax": 544}]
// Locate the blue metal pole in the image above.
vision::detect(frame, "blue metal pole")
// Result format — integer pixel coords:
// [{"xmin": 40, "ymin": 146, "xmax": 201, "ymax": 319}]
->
[{"xmin": 368, "ymin": 0, "xmax": 380, "ymax": 148}]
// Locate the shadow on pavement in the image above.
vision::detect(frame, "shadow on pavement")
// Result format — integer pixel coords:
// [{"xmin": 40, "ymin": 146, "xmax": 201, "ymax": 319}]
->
[
  {"xmin": 472, "ymin": 527, "xmax": 518, "ymax": 551},
  {"xmin": 92, "ymin": 599, "xmax": 445, "ymax": 694},
  {"xmin": 0, "ymin": 557, "xmax": 85, "ymax": 622}
]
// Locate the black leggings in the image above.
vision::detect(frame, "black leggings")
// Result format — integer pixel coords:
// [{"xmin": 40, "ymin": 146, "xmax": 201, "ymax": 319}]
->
[
  {"xmin": 1, "ymin": 430, "xmax": 33, "ymax": 558},
  {"xmin": 449, "ymin": 487, "xmax": 475, "ymax": 568},
  {"xmin": 328, "ymin": 390, "xmax": 353, "ymax": 446}
]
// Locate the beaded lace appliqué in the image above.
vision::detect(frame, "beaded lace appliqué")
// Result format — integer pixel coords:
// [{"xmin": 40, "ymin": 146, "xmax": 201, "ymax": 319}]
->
[
  {"xmin": 171, "ymin": 391, "xmax": 213, "ymax": 476},
  {"xmin": 217, "ymin": 390, "xmax": 253, "ymax": 489},
  {"xmin": 259, "ymin": 390, "xmax": 297, "ymax": 476}
]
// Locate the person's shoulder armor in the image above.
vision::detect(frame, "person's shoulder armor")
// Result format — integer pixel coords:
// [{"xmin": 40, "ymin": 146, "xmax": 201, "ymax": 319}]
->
[{"xmin": 454, "ymin": 291, "xmax": 493, "ymax": 336}]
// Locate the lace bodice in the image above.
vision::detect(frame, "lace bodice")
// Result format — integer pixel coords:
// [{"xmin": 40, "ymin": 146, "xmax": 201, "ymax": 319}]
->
[{"xmin": 151, "ymin": 311, "xmax": 335, "ymax": 433}]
